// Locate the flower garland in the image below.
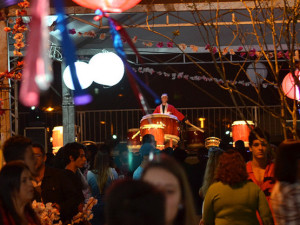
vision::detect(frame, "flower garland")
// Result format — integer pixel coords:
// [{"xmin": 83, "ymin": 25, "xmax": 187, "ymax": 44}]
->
[
  {"xmin": 134, "ymin": 66, "xmax": 277, "ymax": 89},
  {"xmin": 4, "ymin": 0, "xmax": 29, "ymax": 56},
  {"xmin": 0, "ymin": 61, "xmax": 23, "ymax": 80}
]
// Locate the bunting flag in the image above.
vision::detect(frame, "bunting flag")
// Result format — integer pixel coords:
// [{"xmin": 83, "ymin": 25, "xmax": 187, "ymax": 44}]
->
[
  {"xmin": 135, "ymin": 67, "xmax": 277, "ymax": 89},
  {"xmin": 53, "ymin": 0, "xmax": 92, "ymax": 105}
]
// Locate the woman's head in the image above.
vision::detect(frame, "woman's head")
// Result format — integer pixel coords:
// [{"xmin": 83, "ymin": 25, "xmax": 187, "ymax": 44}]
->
[
  {"xmin": 200, "ymin": 147, "xmax": 224, "ymax": 197},
  {"xmin": 105, "ymin": 179, "xmax": 165, "ymax": 225},
  {"xmin": 94, "ymin": 148, "xmax": 111, "ymax": 193},
  {"xmin": 0, "ymin": 161, "xmax": 34, "ymax": 223},
  {"xmin": 215, "ymin": 150, "xmax": 248, "ymax": 185},
  {"xmin": 142, "ymin": 155, "xmax": 197, "ymax": 225},
  {"xmin": 275, "ymin": 140, "xmax": 300, "ymax": 184}
]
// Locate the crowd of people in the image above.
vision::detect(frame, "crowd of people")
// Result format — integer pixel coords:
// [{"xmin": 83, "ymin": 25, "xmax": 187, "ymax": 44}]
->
[{"xmin": 0, "ymin": 127, "xmax": 299, "ymax": 225}]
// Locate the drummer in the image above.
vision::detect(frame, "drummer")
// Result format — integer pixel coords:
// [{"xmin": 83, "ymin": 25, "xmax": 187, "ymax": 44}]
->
[{"xmin": 153, "ymin": 93, "xmax": 190, "ymax": 125}]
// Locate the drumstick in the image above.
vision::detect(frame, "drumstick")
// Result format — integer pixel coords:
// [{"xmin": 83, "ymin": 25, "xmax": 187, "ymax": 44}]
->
[
  {"xmin": 132, "ymin": 130, "xmax": 140, "ymax": 139},
  {"xmin": 189, "ymin": 123, "xmax": 205, "ymax": 133}
]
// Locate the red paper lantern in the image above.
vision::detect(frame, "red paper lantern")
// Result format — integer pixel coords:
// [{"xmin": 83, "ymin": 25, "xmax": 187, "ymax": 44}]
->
[
  {"xmin": 72, "ymin": 0, "xmax": 141, "ymax": 12},
  {"xmin": 282, "ymin": 70, "xmax": 300, "ymax": 100}
]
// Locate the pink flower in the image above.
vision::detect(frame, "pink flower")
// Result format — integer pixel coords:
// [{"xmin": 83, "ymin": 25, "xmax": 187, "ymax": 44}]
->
[
  {"xmin": 277, "ymin": 51, "xmax": 284, "ymax": 58},
  {"xmin": 212, "ymin": 47, "xmax": 217, "ymax": 54},
  {"xmin": 156, "ymin": 42, "xmax": 164, "ymax": 48},
  {"xmin": 167, "ymin": 42, "xmax": 173, "ymax": 48},
  {"xmin": 205, "ymin": 44, "xmax": 210, "ymax": 50},
  {"xmin": 240, "ymin": 52, "xmax": 246, "ymax": 57},
  {"xmin": 237, "ymin": 46, "xmax": 243, "ymax": 52},
  {"xmin": 249, "ymin": 48, "xmax": 256, "ymax": 57},
  {"xmin": 69, "ymin": 29, "xmax": 76, "ymax": 35},
  {"xmin": 284, "ymin": 51, "xmax": 290, "ymax": 59}
]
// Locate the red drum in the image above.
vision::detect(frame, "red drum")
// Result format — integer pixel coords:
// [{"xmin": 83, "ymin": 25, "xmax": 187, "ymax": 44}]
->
[
  {"xmin": 205, "ymin": 137, "xmax": 221, "ymax": 148},
  {"xmin": 127, "ymin": 128, "xmax": 141, "ymax": 152},
  {"xmin": 140, "ymin": 124, "xmax": 165, "ymax": 150},
  {"xmin": 232, "ymin": 120, "xmax": 255, "ymax": 147},
  {"xmin": 186, "ymin": 127, "xmax": 204, "ymax": 148},
  {"xmin": 140, "ymin": 114, "xmax": 180, "ymax": 137}
]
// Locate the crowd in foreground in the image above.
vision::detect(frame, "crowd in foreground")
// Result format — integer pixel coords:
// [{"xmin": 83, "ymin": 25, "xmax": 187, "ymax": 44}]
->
[{"xmin": 0, "ymin": 127, "xmax": 299, "ymax": 225}]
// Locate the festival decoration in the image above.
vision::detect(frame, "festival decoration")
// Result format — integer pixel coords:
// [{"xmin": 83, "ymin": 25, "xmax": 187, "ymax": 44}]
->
[
  {"xmin": 282, "ymin": 70, "xmax": 300, "ymax": 100},
  {"xmin": 63, "ymin": 61, "xmax": 93, "ymax": 89},
  {"xmin": 53, "ymin": 0, "xmax": 92, "ymax": 105},
  {"xmin": 246, "ymin": 62, "xmax": 268, "ymax": 86},
  {"xmin": 19, "ymin": 0, "xmax": 53, "ymax": 107},
  {"xmin": 89, "ymin": 52, "xmax": 125, "ymax": 86},
  {"xmin": 0, "ymin": 61, "xmax": 23, "ymax": 80},
  {"xmin": 71, "ymin": 0, "xmax": 141, "ymax": 12},
  {"xmin": 135, "ymin": 66, "xmax": 276, "ymax": 89}
]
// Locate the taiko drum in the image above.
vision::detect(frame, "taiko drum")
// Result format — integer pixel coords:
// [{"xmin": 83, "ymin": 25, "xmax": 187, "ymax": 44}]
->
[
  {"xmin": 186, "ymin": 127, "xmax": 205, "ymax": 148},
  {"xmin": 140, "ymin": 124, "xmax": 165, "ymax": 150},
  {"xmin": 231, "ymin": 120, "xmax": 255, "ymax": 147}
]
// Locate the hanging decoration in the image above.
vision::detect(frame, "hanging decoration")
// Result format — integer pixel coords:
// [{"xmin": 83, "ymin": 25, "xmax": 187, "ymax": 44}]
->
[
  {"xmin": 19, "ymin": 0, "xmax": 53, "ymax": 107},
  {"xmin": 72, "ymin": 0, "xmax": 141, "ymax": 12},
  {"xmin": 282, "ymin": 70, "xmax": 300, "ymax": 100},
  {"xmin": 246, "ymin": 62, "xmax": 268, "ymax": 86},
  {"xmin": 135, "ymin": 66, "xmax": 277, "ymax": 89},
  {"xmin": 53, "ymin": 0, "xmax": 92, "ymax": 105}
]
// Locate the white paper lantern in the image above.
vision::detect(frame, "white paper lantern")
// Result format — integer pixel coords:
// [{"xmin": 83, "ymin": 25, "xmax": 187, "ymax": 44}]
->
[
  {"xmin": 246, "ymin": 62, "xmax": 268, "ymax": 86},
  {"xmin": 89, "ymin": 52, "xmax": 125, "ymax": 86},
  {"xmin": 63, "ymin": 61, "xmax": 93, "ymax": 90}
]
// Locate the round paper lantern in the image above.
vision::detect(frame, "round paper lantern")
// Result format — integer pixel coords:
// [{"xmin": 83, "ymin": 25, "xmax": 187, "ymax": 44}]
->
[
  {"xmin": 89, "ymin": 52, "xmax": 124, "ymax": 87},
  {"xmin": 63, "ymin": 61, "xmax": 93, "ymax": 90},
  {"xmin": 72, "ymin": 0, "xmax": 141, "ymax": 12},
  {"xmin": 246, "ymin": 62, "xmax": 268, "ymax": 86},
  {"xmin": 282, "ymin": 70, "xmax": 300, "ymax": 100}
]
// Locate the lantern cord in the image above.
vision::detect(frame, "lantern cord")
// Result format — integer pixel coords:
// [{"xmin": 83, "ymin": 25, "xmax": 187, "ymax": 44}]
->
[{"xmin": 54, "ymin": 0, "xmax": 92, "ymax": 105}]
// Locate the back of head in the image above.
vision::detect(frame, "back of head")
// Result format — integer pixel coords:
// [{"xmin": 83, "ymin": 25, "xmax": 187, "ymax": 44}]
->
[
  {"xmin": 275, "ymin": 140, "xmax": 300, "ymax": 184},
  {"xmin": 215, "ymin": 150, "xmax": 248, "ymax": 185},
  {"xmin": 105, "ymin": 179, "xmax": 165, "ymax": 225},
  {"xmin": 142, "ymin": 134, "xmax": 155, "ymax": 145},
  {"xmin": 2, "ymin": 136, "xmax": 32, "ymax": 162},
  {"xmin": 140, "ymin": 143, "xmax": 156, "ymax": 158},
  {"xmin": 249, "ymin": 127, "xmax": 270, "ymax": 147},
  {"xmin": 32, "ymin": 143, "xmax": 45, "ymax": 155}
]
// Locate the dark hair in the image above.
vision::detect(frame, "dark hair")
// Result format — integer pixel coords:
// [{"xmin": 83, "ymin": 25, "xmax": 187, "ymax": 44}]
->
[
  {"xmin": 32, "ymin": 143, "xmax": 45, "ymax": 155},
  {"xmin": 2, "ymin": 136, "xmax": 32, "ymax": 162},
  {"xmin": 63, "ymin": 142, "xmax": 86, "ymax": 165},
  {"xmin": 142, "ymin": 134, "xmax": 155, "ymax": 145},
  {"xmin": 82, "ymin": 141, "xmax": 98, "ymax": 170},
  {"xmin": 141, "ymin": 155, "xmax": 198, "ymax": 225},
  {"xmin": 275, "ymin": 140, "xmax": 300, "ymax": 183},
  {"xmin": 105, "ymin": 179, "xmax": 165, "ymax": 225},
  {"xmin": 215, "ymin": 150, "xmax": 248, "ymax": 185},
  {"xmin": 0, "ymin": 161, "xmax": 40, "ymax": 225},
  {"xmin": 249, "ymin": 127, "xmax": 270, "ymax": 147}
]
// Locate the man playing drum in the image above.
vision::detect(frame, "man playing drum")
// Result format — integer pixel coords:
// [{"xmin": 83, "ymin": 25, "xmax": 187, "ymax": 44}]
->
[{"xmin": 153, "ymin": 93, "xmax": 190, "ymax": 125}]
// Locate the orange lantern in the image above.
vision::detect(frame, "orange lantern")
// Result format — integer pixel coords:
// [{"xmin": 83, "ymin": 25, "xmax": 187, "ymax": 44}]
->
[
  {"xmin": 71, "ymin": 0, "xmax": 141, "ymax": 12},
  {"xmin": 282, "ymin": 70, "xmax": 300, "ymax": 100}
]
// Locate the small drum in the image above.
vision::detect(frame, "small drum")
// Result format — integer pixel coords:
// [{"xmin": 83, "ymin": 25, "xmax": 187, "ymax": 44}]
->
[
  {"xmin": 140, "ymin": 124, "xmax": 165, "ymax": 150},
  {"xmin": 205, "ymin": 137, "xmax": 221, "ymax": 148},
  {"xmin": 186, "ymin": 127, "xmax": 205, "ymax": 148},
  {"xmin": 232, "ymin": 120, "xmax": 255, "ymax": 147},
  {"xmin": 127, "ymin": 128, "xmax": 141, "ymax": 152}
]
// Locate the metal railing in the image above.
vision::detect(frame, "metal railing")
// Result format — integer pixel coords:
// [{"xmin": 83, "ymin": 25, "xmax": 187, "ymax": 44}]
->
[{"xmin": 76, "ymin": 105, "xmax": 284, "ymax": 143}]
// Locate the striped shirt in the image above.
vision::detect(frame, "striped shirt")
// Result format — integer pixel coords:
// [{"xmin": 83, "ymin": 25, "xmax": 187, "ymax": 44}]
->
[{"xmin": 270, "ymin": 181, "xmax": 300, "ymax": 225}]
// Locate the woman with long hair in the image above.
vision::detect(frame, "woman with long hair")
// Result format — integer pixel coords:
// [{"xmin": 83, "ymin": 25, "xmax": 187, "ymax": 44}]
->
[
  {"xmin": 199, "ymin": 147, "xmax": 224, "ymax": 198},
  {"xmin": 87, "ymin": 145, "xmax": 118, "ymax": 225},
  {"xmin": 202, "ymin": 150, "xmax": 273, "ymax": 225},
  {"xmin": 141, "ymin": 155, "xmax": 198, "ymax": 225},
  {"xmin": 0, "ymin": 161, "xmax": 41, "ymax": 225}
]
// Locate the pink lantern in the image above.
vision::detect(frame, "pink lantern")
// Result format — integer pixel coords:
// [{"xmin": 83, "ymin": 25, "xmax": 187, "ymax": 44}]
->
[
  {"xmin": 282, "ymin": 70, "xmax": 300, "ymax": 100},
  {"xmin": 72, "ymin": 0, "xmax": 141, "ymax": 12}
]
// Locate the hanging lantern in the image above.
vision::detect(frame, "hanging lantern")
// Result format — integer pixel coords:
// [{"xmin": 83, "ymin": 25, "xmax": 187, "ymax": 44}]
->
[
  {"xmin": 72, "ymin": 0, "xmax": 141, "ymax": 12},
  {"xmin": 282, "ymin": 70, "xmax": 300, "ymax": 100}
]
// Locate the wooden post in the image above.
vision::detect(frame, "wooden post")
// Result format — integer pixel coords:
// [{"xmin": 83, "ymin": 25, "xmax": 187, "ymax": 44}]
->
[{"xmin": 0, "ymin": 20, "xmax": 11, "ymax": 167}]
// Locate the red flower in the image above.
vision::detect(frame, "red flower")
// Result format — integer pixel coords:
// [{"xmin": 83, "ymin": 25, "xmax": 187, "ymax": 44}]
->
[
  {"xmin": 156, "ymin": 42, "xmax": 164, "ymax": 48},
  {"xmin": 4, "ymin": 27, "xmax": 11, "ymax": 32},
  {"xmin": 205, "ymin": 44, "xmax": 210, "ymax": 50},
  {"xmin": 167, "ymin": 42, "xmax": 173, "ymax": 48},
  {"xmin": 69, "ymin": 29, "xmax": 76, "ymax": 35},
  {"xmin": 237, "ymin": 47, "xmax": 243, "ymax": 51},
  {"xmin": 249, "ymin": 48, "xmax": 256, "ymax": 57}
]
